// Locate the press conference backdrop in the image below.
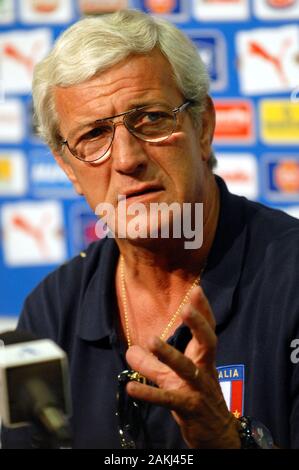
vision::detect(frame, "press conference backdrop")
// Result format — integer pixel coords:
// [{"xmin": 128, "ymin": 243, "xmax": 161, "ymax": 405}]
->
[{"xmin": 0, "ymin": 0, "xmax": 299, "ymax": 328}]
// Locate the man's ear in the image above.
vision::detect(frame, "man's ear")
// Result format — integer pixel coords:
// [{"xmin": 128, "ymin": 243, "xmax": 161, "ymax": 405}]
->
[
  {"xmin": 53, "ymin": 152, "xmax": 84, "ymax": 195},
  {"xmin": 199, "ymin": 95, "xmax": 216, "ymax": 163}
]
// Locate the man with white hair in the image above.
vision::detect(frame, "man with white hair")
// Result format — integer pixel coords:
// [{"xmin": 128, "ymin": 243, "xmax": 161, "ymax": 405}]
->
[{"xmin": 2, "ymin": 10, "xmax": 299, "ymax": 449}]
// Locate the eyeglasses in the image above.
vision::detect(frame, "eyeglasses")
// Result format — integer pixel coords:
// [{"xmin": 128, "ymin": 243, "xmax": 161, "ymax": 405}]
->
[
  {"xmin": 116, "ymin": 369, "xmax": 149, "ymax": 449},
  {"xmin": 61, "ymin": 101, "xmax": 191, "ymax": 164}
]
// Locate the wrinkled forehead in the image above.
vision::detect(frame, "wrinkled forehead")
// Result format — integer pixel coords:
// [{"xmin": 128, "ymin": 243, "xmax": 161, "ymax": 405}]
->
[{"xmin": 53, "ymin": 51, "xmax": 183, "ymax": 138}]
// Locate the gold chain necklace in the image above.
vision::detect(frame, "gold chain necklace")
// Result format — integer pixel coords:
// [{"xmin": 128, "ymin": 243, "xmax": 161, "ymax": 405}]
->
[{"xmin": 119, "ymin": 254, "xmax": 201, "ymax": 348}]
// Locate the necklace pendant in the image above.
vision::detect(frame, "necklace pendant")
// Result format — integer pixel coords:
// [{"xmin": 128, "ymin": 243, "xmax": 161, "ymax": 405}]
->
[
  {"xmin": 129, "ymin": 370, "xmax": 147, "ymax": 384},
  {"xmin": 118, "ymin": 369, "xmax": 148, "ymax": 386}
]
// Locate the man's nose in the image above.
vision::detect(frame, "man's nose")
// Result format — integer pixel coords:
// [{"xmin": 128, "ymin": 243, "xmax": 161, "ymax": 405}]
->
[{"xmin": 110, "ymin": 121, "xmax": 149, "ymax": 175}]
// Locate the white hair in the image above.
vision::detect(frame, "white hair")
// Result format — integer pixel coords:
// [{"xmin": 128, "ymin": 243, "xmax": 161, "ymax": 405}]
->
[{"xmin": 32, "ymin": 9, "xmax": 216, "ymax": 167}]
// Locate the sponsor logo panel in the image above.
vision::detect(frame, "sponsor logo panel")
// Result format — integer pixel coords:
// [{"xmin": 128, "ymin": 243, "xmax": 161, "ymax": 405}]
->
[
  {"xmin": 0, "ymin": 99, "xmax": 24, "ymax": 143},
  {"xmin": 215, "ymin": 153, "xmax": 259, "ymax": 200},
  {"xmin": 261, "ymin": 153, "xmax": 299, "ymax": 202},
  {"xmin": 0, "ymin": 28, "xmax": 52, "ymax": 94},
  {"xmin": 19, "ymin": 0, "xmax": 74, "ymax": 23},
  {"xmin": 193, "ymin": 0, "xmax": 249, "ymax": 21},
  {"xmin": 28, "ymin": 150, "xmax": 77, "ymax": 199},
  {"xmin": 78, "ymin": 0, "xmax": 128, "ymax": 15},
  {"xmin": 0, "ymin": 151, "xmax": 27, "ymax": 197},
  {"xmin": 139, "ymin": 0, "xmax": 188, "ymax": 21},
  {"xmin": 254, "ymin": 0, "xmax": 299, "ymax": 20},
  {"xmin": 236, "ymin": 25, "xmax": 299, "ymax": 95},
  {"xmin": 0, "ymin": 80, "xmax": 5, "ymax": 104},
  {"xmin": 187, "ymin": 30, "xmax": 227, "ymax": 91},
  {"xmin": 214, "ymin": 99, "xmax": 255, "ymax": 144},
  {"xmin": 260, "ymin": 100, "xmax": 299, "ymax": 145},
  {"xmin": 1, "ymin": 200, "xmax": 66, "ymax": 266},
  {"xmin": 0, "ymin": 0, "xmax": 15, "ymax": 24}
]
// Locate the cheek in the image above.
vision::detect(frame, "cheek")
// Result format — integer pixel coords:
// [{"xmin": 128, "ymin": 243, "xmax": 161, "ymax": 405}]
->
[
  {"xmin": 167, "ymin": 140, "xmax": 201, "ymax": 179},
  {"xmin": 74, "ymin": 165, "xmax": 112, "ymax": 209},
  {"xmin": 169, "ymin": 143, "xmax": 204, "ymax": 198}
]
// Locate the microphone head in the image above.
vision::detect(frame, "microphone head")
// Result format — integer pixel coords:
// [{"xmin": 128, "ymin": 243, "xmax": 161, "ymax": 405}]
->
[{"xmin": 0, "ymin": 331, "xmax": 72, "ymax": 440}]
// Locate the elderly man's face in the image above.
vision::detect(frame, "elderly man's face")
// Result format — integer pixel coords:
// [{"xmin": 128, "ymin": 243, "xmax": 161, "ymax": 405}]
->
[{"xmin": 53, "ymin": 49, "xmax": 215, "ymax": 237}]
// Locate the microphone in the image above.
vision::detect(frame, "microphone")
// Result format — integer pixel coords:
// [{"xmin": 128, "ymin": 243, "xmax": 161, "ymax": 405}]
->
[{"xmin": 0, "ymin": 330, "xmax": 72, "ymax": 447}]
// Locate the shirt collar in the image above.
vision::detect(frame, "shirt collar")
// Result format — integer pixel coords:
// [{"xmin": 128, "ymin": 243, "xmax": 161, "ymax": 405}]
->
[{"xmin": 77, "ymin": 176, "xmax": 248, "ymax": 341}]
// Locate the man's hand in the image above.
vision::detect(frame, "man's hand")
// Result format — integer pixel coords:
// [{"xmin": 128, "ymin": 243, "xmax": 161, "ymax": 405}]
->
[{"xmin": 125, "ymin": 285, "xmax": 241, "ymax": 449}]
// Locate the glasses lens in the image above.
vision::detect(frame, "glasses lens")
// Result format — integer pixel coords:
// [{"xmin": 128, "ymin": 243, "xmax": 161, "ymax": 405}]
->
[
  {"xmin": 73, "ymin": 122, "xmax": 114, "ymax": 162},
  {"xmin": 125, "ymin": 105, "xmax": 175, "ymax": 142}
]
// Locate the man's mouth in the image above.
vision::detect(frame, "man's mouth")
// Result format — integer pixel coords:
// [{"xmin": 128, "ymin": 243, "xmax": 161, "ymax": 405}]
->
[{"xmin": 122, "ymin": 185, "xmax": 165, "ymax": 200}]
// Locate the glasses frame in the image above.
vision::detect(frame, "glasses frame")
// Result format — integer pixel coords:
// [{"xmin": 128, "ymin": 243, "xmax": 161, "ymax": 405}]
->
[{"xmin": 61, "ymin": 101, "xmax": 191, "ymax": 164}]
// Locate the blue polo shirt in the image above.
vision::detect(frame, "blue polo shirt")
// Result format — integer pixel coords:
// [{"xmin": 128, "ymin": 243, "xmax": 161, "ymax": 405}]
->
[{"xmin": 2, "ymin": 177, "xmax": 299, "ymax": 448}]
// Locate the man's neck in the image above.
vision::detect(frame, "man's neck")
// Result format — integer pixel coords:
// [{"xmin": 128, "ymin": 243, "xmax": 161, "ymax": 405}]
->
[{"xmin": 116, "ymin": 175, "xmax": 220, "ymax": 291}]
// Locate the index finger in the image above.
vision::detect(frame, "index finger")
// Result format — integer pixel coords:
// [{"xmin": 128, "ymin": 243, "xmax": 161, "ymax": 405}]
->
[
  {"xmin": 189, "ymin": 285, "xmax": 216, "ymax": 330},
  {"xmin": 181, "ymin": 302, "xmax": 217, "ymax": 366},
  {"xmin": 126, "ymin": 344, "xmax": 169, "ymax": 384}
]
